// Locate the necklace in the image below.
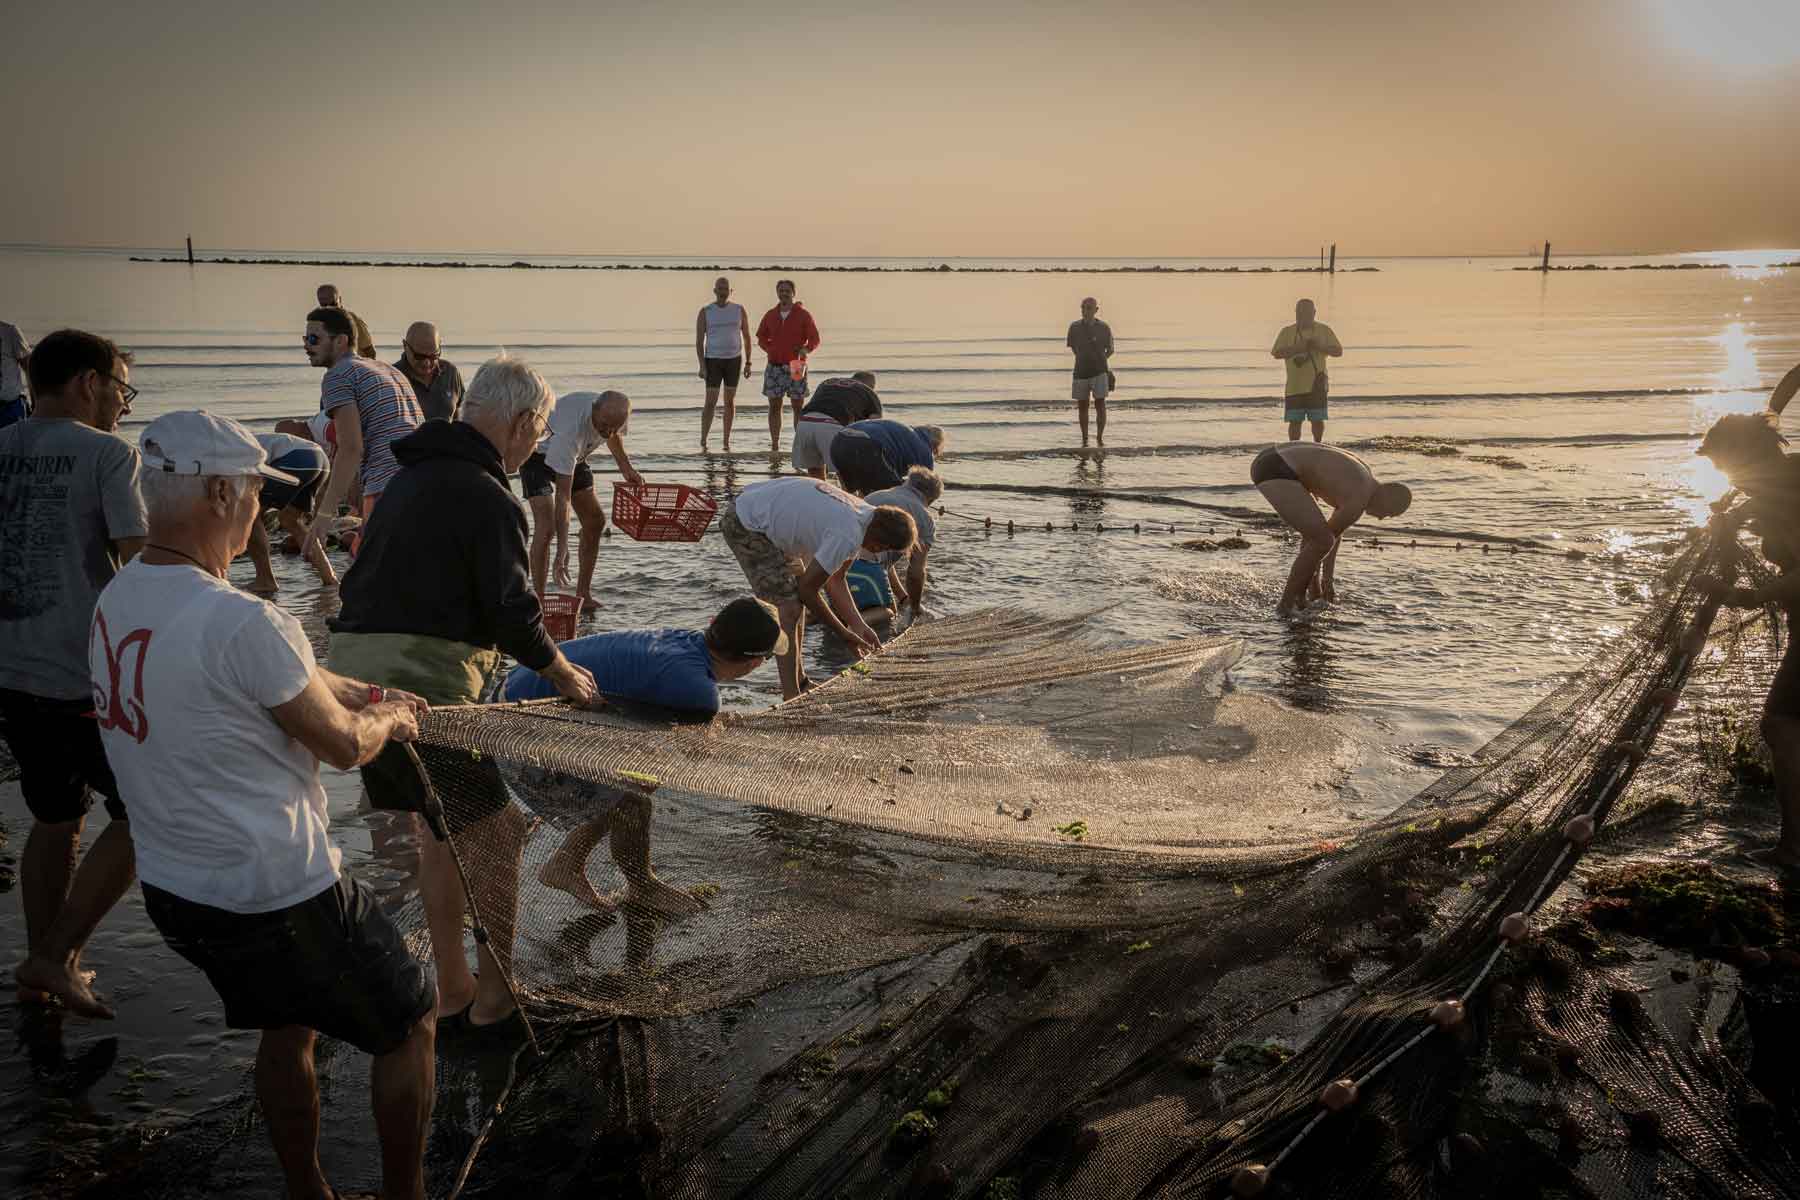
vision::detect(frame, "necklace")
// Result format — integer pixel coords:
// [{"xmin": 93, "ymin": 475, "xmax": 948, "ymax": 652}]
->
[{"xmin": 146, "ymin": 543, "xmax": 217, "ymax": 576}]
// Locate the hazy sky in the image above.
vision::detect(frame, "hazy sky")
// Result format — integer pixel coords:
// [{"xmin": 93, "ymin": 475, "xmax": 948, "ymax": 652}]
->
[{"xmin": 5, "ymin": 0, "xmax": 1798, "ymax": 257}]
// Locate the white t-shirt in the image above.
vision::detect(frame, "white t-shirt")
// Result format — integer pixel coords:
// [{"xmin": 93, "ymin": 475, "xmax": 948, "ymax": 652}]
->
[
  {"xmin": 865, "ymin": 484, "xmax": 937, "ymax": 549},
  {"xmin": 733, "ymin": 477, "xmax": 873, "ymax": 571},
  {"xmin": 703, "ymin": 302, "xmax": 745, "ymax": 358},
  {"xmin": 90, "ymin": 560, "xmax": 339, "ymax": 914},
  {"xmin": 256, "ymin": 431, "xmax": 317, "ymax": 462},
  {"xmin": 537, "ymin": 391, "xmax": 606, "ymax": 476}
]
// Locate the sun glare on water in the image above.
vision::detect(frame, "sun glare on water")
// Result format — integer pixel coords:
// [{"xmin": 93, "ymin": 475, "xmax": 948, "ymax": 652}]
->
[{"xmin": 1648, "ymin": 0, "xmax": 1800, "ymax": 72}]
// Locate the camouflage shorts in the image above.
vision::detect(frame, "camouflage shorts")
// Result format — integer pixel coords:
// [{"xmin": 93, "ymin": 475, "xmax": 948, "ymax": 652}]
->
[{"xmin": 720, "ymin": 506, "xmax": 802, "ymax": 604}]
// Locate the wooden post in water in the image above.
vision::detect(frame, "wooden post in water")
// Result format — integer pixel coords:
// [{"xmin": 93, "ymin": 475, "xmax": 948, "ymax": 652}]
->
[
  {"xmin": 1541, "ymin": 241, "xmax": 1551, "ymax": 271},
  {"xmin": 186, "ymin": 237, "xmax": 194, "ymax": 266},
  {"xmin": 1329, "ymin": 243, "xmax": 1337, "ymax": 274}
]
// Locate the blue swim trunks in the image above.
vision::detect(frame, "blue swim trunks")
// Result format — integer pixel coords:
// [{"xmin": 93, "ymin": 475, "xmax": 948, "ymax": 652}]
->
[
  {"xmin": 763, "ymin": 360, "xmax": 810, "ymax": 402},
  {"xmin": 1283, "ymin": 397, "xmax": 1328, "ymax": 423}
]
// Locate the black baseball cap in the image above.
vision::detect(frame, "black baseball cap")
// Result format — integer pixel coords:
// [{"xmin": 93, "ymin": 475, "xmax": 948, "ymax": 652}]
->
[{"xmin": 708, "ymin": 597, "xmax": 788, "ymax": 657}]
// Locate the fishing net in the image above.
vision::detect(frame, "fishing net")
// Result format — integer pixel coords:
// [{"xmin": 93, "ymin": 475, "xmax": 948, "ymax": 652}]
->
[{"xmin": 63, "ymin": 519, "xmax": 1798, "ymax": 1200}]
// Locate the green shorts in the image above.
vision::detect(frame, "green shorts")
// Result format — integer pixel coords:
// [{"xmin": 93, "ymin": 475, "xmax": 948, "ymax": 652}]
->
[{"xmin": 1284, "ymin": 397, "xmax": 1328, "ymax": 423}]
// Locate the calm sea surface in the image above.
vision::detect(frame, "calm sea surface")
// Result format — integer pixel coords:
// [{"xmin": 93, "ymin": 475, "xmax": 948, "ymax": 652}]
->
[{"xmin": 1, "ymin": 245, "xmax": 1795, "ymax": 1191}]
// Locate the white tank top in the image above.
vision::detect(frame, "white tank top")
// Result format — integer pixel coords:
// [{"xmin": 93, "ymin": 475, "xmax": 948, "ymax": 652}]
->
[{"xmin": 703, "ymin": 302, "xmax": 745, "ymax": 358}]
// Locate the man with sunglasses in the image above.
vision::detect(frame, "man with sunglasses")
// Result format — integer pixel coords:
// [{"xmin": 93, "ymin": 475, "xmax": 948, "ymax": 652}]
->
[
  {"xmin": 500, "ymin": 596, "xmax": 785, "ymax": 913},
  {"xmin": 2, "ymin": 330, "xmax": 146, "ymax": 1017},
  {"xmin": 394, "ymin": 321, "xmax": 464, "ymax": 422},
  {"xmin": 300, "ymin": 307, "xmax": 423, "ymax": 561}
]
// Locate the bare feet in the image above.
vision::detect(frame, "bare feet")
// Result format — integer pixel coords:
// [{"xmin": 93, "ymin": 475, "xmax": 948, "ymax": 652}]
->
[
  {"xmin": 538, "ymin": 859, "xmax": 619, "ymax": 913},
  {"xmin": 247, "ymin": 579, "xmax": 279, "ymax": 597},
  {"xmin": 625, "ymin": 877, "xmax": 707, "ymax": 918},
  {"xmin": 577, "ymin": 594, "xmax": 600, "ymax": 614},
  {"xmin": 14, "ymin": 957, "xmax": 115, "ymax": 1019}
]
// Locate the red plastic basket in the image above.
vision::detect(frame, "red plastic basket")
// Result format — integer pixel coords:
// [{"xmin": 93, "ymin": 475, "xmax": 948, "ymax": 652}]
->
[
  {"xmin": 611, "ymin": 482, "xmax": 718, "ymax": 542},
  {"xmin": 540, "ymin": 592, "xmax": 581, "ymax": 642}
]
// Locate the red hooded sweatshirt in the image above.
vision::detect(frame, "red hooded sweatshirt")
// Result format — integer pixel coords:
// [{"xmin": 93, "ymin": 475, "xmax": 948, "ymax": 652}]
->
[{"xmin": 755, "ymin": 302, "xmax": 821, "ymax": 366}]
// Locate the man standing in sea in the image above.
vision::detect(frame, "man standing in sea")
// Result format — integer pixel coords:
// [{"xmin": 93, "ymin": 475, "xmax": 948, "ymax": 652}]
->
[
  {"xmin": 755, "ymin": 280, "xmax": 821, "ymax": 452},
  {"xmin": 1271, "ymin": 298, "xmax": 1343, "ymax": 443},
  {"xmin": 300, "ymin": 306, "xmax": 424, "ymax": 559},
  {"xmin": 395, "ymin": 321, "xmax": 464, "ymax": 421},
  {"xmin": 1066, "ymin": 297, "xmax": 1113, "ymax": 447},
  {"xmin": 696, "ymin": 277, "xmax": 752, "ymax": 451},
  {"xmin": 316, "ymin": 283, "xmax": 377, "ymax": 358}
]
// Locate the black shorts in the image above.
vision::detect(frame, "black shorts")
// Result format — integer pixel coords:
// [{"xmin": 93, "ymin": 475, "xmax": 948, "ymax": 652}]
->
[
  {"xmin": 519, "ymin": 451, "xmax": 594, "ymax": 501},
  {"xmin": 0, "ymin": 688, "xmax": 124, "ymax": 824},
  {"xmin": 143, "ymin": 876, "xmax": 431, "ymax": 1056},
  {"xmin": 704, "ymin": 356, "xmax": 743, "ymax": 388},
  {"xmin": 361, "ymin": 740, "xmax": 511, "ymax": 838},
  {"xmin": 262, "ymin": 445, "xmax": 329, "ymax": 514},
  {"xmin": 1768, "ymin": 617, "xmax": 1800, "ymax": 720},
  {"xmin": 829, "ymin": 431, "xmax": 902, "ymax": 496},
  {"xmin": 1250, "ymin": 447, "xmax": 1301, "ymax": 486}
]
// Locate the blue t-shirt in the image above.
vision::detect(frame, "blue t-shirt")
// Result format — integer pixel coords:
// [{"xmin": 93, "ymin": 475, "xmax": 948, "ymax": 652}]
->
[
  {"xmin": 502, "ymin": 628, "xmax": 718, "ymax": 715},
  {"xmin": 847, "ymin": 558, "xmax": 893, "ymax": 608},
  {"xmin": 848, "ymin": 419, "xmax": 934, "ymax": 474}
]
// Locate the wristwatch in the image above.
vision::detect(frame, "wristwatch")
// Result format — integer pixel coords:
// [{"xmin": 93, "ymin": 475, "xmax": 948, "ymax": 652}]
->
[{"xmin": 368, "ymin": 684, "xmax": 386, "ymax": 706}]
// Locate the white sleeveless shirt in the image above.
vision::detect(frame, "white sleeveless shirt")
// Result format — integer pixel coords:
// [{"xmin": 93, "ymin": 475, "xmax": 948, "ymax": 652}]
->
[{"xmin": 703, "ymin": 302, "xmax": 745, "ymax": 358}]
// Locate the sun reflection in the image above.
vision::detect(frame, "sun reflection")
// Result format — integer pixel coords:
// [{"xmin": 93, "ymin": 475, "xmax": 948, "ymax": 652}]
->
[
  {"xmin": 1709, "ymin": 321, "xmax": 1760, "ymax": 393},
  {"xmin": 1668, "ymin": 384, "xmax": 1767, "ymax": 527}
]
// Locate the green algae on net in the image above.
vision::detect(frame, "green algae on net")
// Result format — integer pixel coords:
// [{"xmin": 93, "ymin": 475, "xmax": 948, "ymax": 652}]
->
[{"xmin": 1579, "ymin": 862, "xmax": 1792, "ymax": 953}]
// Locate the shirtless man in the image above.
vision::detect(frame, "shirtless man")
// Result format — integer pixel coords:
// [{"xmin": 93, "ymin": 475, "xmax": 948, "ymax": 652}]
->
[{"xmin": 1250, "ymin": 442, "xmax": 1411, "ymax": 616}]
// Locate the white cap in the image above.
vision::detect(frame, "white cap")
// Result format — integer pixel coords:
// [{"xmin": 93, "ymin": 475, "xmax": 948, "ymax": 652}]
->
[{"xmin": 141, "ymin": 410, "xmax": 300, "ymax": 484}]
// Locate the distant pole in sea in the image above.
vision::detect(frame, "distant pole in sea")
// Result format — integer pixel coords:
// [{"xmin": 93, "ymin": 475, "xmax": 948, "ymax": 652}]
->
[
  {"xmin": 1541, "ymin": 241, "xmax": 1551, "ymax": 272},
  {"xmin": 186, "ymin": 237, "xmax": 194, "ymax": 266},
  {"xmin": 1329, "ymin": 243, "xmax": 1337, "ymax": 274}
]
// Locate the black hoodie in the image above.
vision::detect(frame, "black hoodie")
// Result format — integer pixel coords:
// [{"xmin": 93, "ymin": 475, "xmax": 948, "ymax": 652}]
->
[{"xmin": 332, "ymin": 421, "xmax": 555, "ymax": 671}]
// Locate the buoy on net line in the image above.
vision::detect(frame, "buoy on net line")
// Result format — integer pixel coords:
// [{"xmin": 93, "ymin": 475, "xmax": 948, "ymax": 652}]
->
[
  {"xmin": 1320, "ymin": 1079, "xmax": 1359, "ymax": 1111},
  {"xmin": 1429, "ymin": 999, "xmax": 1466, "ymax": 1031},
  {"xmin": 1498, "ymin": 912, "xmax": 1531, "ymax": 943},
  {"xmin": 1647, "ymin": 687, "xmax": 1679, "ymax": 712},
  {"xmin": 1562, "ymin": 814, "xmax": 1596, "ymax": 845},
  {"xmin": 1231, "ymin": 1164, "xmax": 1271, "ymax": 1197},
  {"xmin": 1607, "ymin": 740, "xmax": 1648, "ymax": 764}
]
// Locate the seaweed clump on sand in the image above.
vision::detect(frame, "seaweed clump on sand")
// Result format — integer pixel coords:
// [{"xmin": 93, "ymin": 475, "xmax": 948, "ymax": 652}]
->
[
  {"xmin": 1179, "ymin": 536, "xmax": 1252, "ymax": 552},
  {"xmin": 1348, "ymin": 436, "xmax": 1461, "ymax": 457},
  {"xmin": 1578, "ymin": 863, "xmax": 1790, "ymax": 953},
  {"xmin": 1697, "ymin": 711, "xmax": 1776, "ymax": 787}
]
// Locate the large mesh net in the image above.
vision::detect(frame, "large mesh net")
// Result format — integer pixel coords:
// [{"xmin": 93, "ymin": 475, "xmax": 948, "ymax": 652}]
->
[{"xmin": 66, "ymin": 520, "xmax": 1798, "ymax": 1200}]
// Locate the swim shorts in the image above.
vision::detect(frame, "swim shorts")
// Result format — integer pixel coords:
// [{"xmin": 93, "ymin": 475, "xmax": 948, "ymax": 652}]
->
[
  {"xmin": 1072, "ymin": 373, "xmax": 1110, "ymax": 403},
  {"xmin": 143, "ymin": 876, "xmax": 432, "ymax": 1056},
  {"xmin": 704, "ymin": 356, "xmax": 742, "ymax": 388},
  {"xmin": 720, "ymin": 506, "xmax": 803, "ymax": 604},
  {"xmin": 1767, "ymin": 613, "xmax": 1800, "ymax": 720},
  {"xmin": 519, "ymin": 451, "xmax": 595, "ymax": 500},
  {"xmin": 829, "ymin": 429, "xmax": 903, "ymax": 496},
  {"xmin": 1250, "ymin": 446, "xmax": 1302, "ymax": 486},
  {"xmin": 261, "ymin": 444, "xmax": 329, "ymax": 514},
  {"xmin": 763, "ymin": 360, "xmax": 809, "ymax": 402},
  {"xmin": 791, "ymin": 415, "xmax": 845, "ymax": 473},
  {"xmin": 847, "ymin": 558, "xmax": 894, "ymax": 609},
  {"xmin": 1284, "ymin": 397, "xmax": 1328, "ymax": 423},
  {"xmin": 0, "ymin": 688, "xmax": 125, "ymax": 824}
]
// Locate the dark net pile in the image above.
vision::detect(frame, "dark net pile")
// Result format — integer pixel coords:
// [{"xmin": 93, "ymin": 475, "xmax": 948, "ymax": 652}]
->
[{"xmin": 89, "ymin": 525, "xmax": 1797, "ymax": 1200}]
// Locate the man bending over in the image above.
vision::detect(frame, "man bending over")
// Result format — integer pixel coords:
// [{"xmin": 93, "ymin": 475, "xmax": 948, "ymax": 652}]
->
[
  {"xmin": 1250, "ymin": 442, "xmax": 1411, "ymax": 616},
  {"xmin": 501, "ymin": 597, "xmax": 786, "ymax": 911},
  {"xmin": 523, "ymin": 389, "xmax": 641, "ymax": 612}
]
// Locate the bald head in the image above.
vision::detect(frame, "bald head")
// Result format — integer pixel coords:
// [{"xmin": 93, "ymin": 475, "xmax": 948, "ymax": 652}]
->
[
  {"xmin": 591, "ymin": 390, "xmax": 631, "ymax": 439},
  {"xmin": 402, "ymin": 321, "xmax": 443, "ymax": 382},
  {"xmin": 317, "ymin": 284, "xmax": 342, "ymax": 307},
  {"xmin": 1295, "ymin": 298, "xmax": 1316, "ymax": 326}
]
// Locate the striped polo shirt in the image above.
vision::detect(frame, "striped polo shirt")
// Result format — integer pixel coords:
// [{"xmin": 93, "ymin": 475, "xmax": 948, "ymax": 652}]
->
[{"xmin": 319, "ymin": 356, "xmax": 423, "ymax": 497}]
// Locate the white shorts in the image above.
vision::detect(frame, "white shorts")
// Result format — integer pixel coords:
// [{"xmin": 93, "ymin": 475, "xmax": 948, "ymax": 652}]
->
[
  {"xmin": 791, "ymin": 417, "xmax": 844, "ymax": 471},
  {"xmin": 1072, "ymin": 373, "xmax": 1110, "ymax": 403}
]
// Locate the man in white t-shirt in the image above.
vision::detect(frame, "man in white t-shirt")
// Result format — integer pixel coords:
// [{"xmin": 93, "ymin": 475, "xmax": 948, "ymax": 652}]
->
[
  {"xmin": 521, "ymin": 389, "xmax": 643, "ymax": 612},
  {"xmin": 88, "ymin": 410, "xmax": 438, "ymax": 1200},
  {"xmin": 719, "ymin": 476, "xmax": 917, "ymax": 698},
  {"xmin": 695, "ymin": 276, "xmax": 752, "ymax": 451},
  {"xmin": 865, "ymin": 466, "xmax": 943, "ymax": 617}
]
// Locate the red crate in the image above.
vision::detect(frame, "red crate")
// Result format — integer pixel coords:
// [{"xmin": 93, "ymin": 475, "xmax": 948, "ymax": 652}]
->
[
  {"xmin": 611, "ymin": 482, "xmax": 718, "ymax": 542},
  {"xmin": 540, "ymin": 592, "xmax": 581, "ymax": 642}
]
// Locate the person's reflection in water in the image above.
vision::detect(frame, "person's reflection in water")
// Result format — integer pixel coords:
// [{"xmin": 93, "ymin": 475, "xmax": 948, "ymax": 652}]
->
[
  {"xmin": 1274, "ymin": 618, "xmax": 1344, "ymax": 713},
  {"xmin": 700, "ymin": 450, "xmax": 740, "ymax": 501},
  {"xmin": 1071, "ymin": 451, "xmax": 1106, "ymax": 526}
]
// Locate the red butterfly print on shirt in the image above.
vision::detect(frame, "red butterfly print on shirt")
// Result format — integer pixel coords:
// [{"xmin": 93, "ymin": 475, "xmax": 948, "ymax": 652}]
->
[{"xmin": 91, "ymin": 610, "xmax": 152, "ymax": 745}]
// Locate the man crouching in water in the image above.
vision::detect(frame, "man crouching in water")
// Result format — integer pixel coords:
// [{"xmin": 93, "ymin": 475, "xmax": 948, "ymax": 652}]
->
[
  {"xmin": 1250, "ymin": 442, "xmax": 1411, "ymax": 615},
  {"xmin": 1696, "ymin": 411, "xmax": 1800, "ymax": 872}
]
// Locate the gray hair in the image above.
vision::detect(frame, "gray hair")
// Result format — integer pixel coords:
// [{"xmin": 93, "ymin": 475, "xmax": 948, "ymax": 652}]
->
[
  {"xmin": 918, "ymin": 425, "xmax": 946, "ymax": 453},
  {"xmin": 461, "ymin": 354, "xmax": 553, "ymax": 425},
  {"xmin": 903, "ymin": 466, "xmax": 943, "ymax": 504},
  {"xmin": 141, "ymin": 470, "xmax": 249, "ymax": 525}
]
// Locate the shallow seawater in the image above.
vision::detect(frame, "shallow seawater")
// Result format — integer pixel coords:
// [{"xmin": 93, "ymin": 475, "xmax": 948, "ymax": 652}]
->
[{"xmin": 0, "ymin": 248, "xmax": 1794, "ymax": 1193}]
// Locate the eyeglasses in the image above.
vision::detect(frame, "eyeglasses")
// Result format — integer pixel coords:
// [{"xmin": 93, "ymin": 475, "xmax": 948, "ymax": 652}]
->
[
  {"xmin": 405, "ymin": 345, "xmax": 441, "ymax": 363},
  {"xmin": 107, "ymin": 373, "xmax": 139, "ymax": 406},
  {"xmin": 303, "ymin": 333, "xmax": 323, "ymax": 346}
]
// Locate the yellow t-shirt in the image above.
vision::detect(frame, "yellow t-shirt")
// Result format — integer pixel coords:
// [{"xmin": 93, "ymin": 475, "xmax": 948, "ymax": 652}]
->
[{"xmin": 1273, "ymin": 322, "xmax": 1341, "ymax": 397}]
